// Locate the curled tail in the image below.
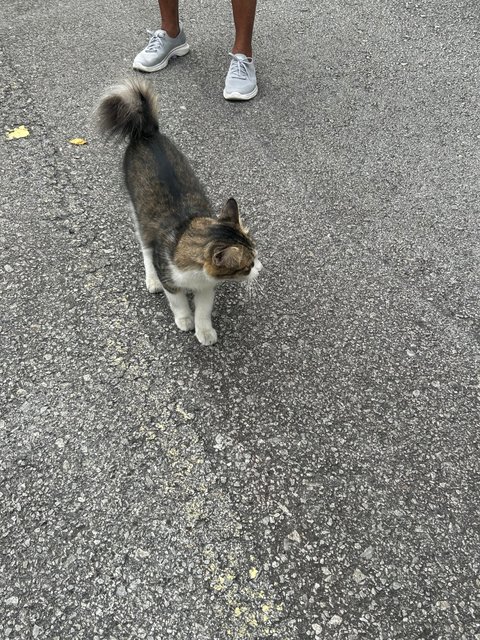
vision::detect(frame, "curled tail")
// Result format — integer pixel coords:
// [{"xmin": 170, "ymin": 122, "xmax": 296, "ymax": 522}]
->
[{"xmin": 97, "ymin": 78, "xmax": 159, "ymax": 140}]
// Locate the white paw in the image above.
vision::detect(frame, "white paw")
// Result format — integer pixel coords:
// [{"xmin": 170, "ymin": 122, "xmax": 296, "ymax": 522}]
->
[
  {"xmin": 195, "ymin": 327, "xmax": 218, "ymax": 346},
  {"xmin": 146, "ymin": 275, "xmax": 163, "ymax": 294},
  {"xmin": 175, "ymin": 315, "xmax": 195, "ymax": 332}
]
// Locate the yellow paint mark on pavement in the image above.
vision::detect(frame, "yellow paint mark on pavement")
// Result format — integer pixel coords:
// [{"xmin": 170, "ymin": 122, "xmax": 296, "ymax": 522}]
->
[
  {"xmin": 249, "ymin": 567, "xmax": 258, "ymax": 580},
  {"xmin": 6, "ymin": 125, "xmax": 29, "ymax": 139}
]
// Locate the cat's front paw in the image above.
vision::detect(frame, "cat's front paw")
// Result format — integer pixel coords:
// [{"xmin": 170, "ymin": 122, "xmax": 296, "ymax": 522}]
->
[
  {"xmin": 175, "ymin": 315, "xmax": 195, "ymax": 332},
  {"xmin": 146, "ymin": 275, "xmax": 163, "ymax": 294},
  {"xmin": 195, "ymin": 326, "xmax": 218, "ymax": 346}
]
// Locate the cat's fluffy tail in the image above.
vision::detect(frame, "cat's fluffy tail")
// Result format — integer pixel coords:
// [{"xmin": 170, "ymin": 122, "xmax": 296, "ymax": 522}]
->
[{"xmin": 97, "ymin": 78, "xmax": 159, "ymax": 140}]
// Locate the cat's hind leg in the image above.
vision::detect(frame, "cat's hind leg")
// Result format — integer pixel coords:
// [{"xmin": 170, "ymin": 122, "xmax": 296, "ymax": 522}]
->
[
  {"xmin": 164, "ymin": 290, "xmax": 195, "ymax": 332},
  {"xmin": 142, "ymin": 246, "xmax": 163, "ymax": 293},
  {"xmin": 129, "ymin": 205, "xmax": 161, "ymax": 293}
]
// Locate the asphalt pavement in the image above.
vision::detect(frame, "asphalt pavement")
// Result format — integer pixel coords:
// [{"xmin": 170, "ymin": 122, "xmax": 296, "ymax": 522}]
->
[{"xmin": 1, "ymin": 0, "xmax": 479, "ymax": 638}]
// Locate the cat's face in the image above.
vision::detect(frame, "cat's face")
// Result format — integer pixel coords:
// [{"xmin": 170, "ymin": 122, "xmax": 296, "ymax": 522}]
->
[
  {"xmin": 204, "ymin": 199, "xmax": 262, "ymax": 282},
  {"xmin": 207, "ymin": 246, "xmax": 262, "ymax": 282}
]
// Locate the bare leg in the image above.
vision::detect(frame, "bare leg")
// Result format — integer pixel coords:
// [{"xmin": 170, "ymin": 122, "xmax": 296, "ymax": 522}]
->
[
  {"xmin": 158, "ymin": 0, "xmax": 180, "ymax": 37},
  {"xmin": 194, "ymin": 288, "xmax": 217, "ymax": 345},
  {"xmin": 231, "ymin": 0, "xmax": 257, "ymax": 57}
]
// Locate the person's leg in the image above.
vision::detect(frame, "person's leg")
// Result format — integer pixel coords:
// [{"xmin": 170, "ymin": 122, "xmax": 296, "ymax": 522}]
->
[
  {"xmin": 133, "ymin": 0, "xmax": 189, "ymax": 72},
  {"xmin": 224, "ymin": 0, "xmax": 258, "ymax": 100},
  {"xmin": 231, "ymin": 0, "xmax": 257, "ymax": 58},
  {"xmin": 158, "ymin": 0, "xmax": 180, "ymax": 38}
]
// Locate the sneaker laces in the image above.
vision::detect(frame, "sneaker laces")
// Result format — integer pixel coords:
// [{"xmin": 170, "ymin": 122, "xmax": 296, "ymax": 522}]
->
[
  {"xmin": 228, "ymin": 53, "xmax": 253, "ymax": 80},
  {"xmin": 145, "ymin": 29, "xmax": 167, "ymax": 53}
]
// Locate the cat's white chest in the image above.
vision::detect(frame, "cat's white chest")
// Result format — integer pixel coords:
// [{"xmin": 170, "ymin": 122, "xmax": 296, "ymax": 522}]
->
[{"xmin": 169, "ymin": 262, "xmax": 216, "ymax": 291}]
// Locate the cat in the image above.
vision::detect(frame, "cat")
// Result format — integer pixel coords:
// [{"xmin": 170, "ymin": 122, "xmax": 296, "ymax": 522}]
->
[{"xmin": 97, "ymin": 78, "xmax": 262, "ymax": 345}]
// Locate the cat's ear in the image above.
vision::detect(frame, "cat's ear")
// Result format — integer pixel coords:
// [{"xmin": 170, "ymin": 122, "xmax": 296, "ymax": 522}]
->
[
  {"xmin": 219, "ymin": 198, "xmax": 240, "ymax": 225},
  {"xmin": 213, "ymin": 245, "xmax": 242, "ymax": 268}
]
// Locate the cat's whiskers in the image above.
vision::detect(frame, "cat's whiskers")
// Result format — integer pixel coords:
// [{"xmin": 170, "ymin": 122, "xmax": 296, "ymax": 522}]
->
[{"xmin": 244, "ymin": 275, "xmax": 265, "ymax": 300}]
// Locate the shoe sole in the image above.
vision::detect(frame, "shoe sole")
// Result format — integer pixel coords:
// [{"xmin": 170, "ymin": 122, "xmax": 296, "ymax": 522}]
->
[
  {"xmin": 133, "ymin": 43, "xmax": 190, "ymax": 73},
  {"xmin": 223, "ymin": 85, "xmax": 258, "ymax": 101}
]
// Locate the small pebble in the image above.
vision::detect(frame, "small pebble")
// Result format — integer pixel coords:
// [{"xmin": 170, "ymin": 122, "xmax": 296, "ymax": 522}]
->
[
  {"xmin": 328, "ymin": 614, "xmax": 343, "ymax": 627},
  {"xmin": 288, "ymin": 529, "xmax": 301, "ymax": 543},
  {"xmin": 361, "ymin": 546, "xmax": 373, "ymax": 559},
  {"xmin": 353, "ymin": 568, "xmax": 367, "ymax": 583}
]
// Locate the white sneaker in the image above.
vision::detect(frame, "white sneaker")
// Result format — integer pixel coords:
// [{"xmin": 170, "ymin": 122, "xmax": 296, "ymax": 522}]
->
[
  {"xmin": 133, "ymin": 25, "xmax": 190, "ymax": 73},
  {"xmin": 223, "ymin": 53, "xmax": 258, "ymax": 101}
]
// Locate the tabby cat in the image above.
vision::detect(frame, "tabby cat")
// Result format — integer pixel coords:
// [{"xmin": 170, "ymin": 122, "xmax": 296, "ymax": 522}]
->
[{"xmin": 97, "ymin": 79, "xmax": 262, "ymax": 345}]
